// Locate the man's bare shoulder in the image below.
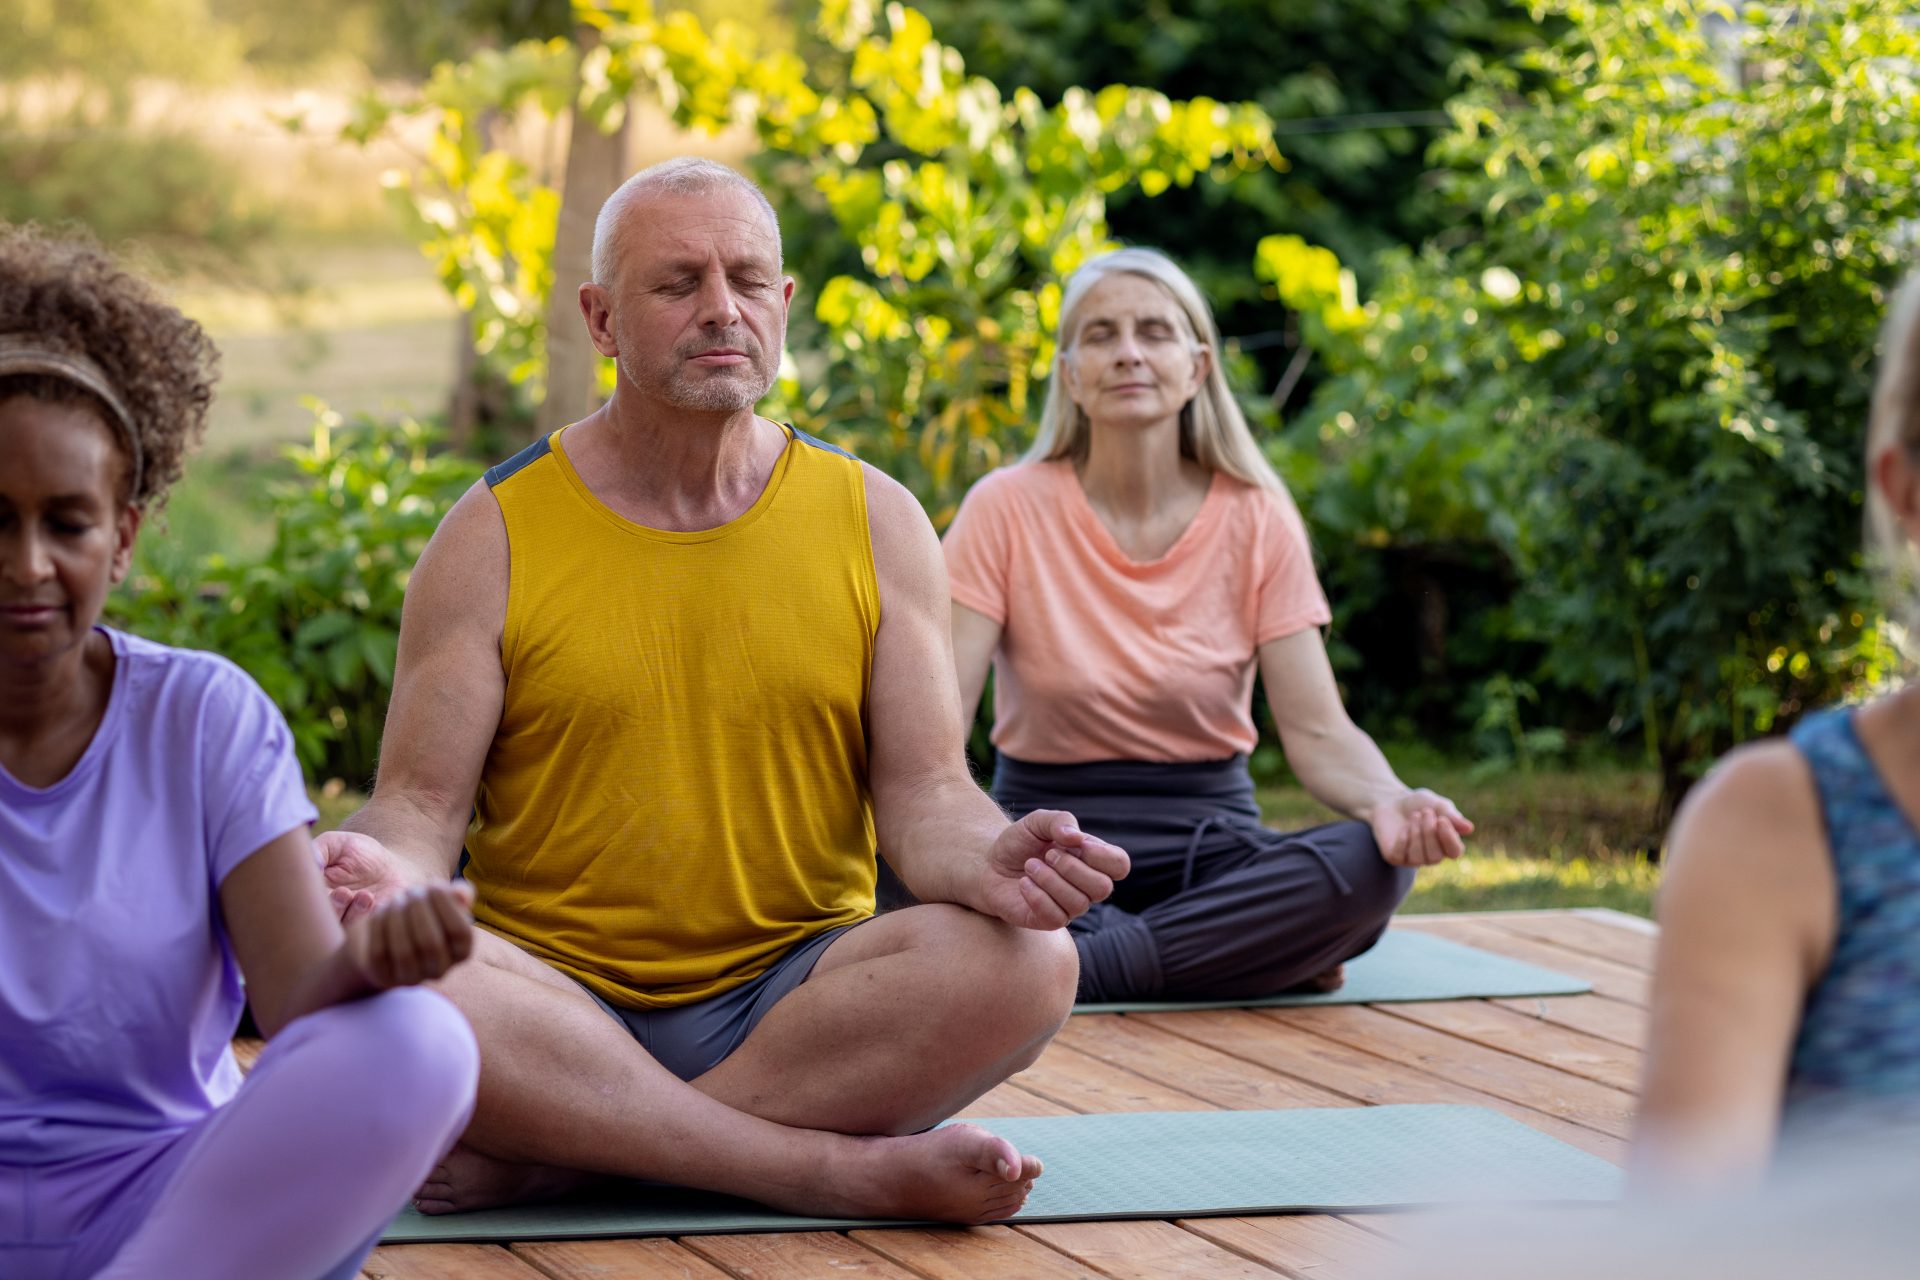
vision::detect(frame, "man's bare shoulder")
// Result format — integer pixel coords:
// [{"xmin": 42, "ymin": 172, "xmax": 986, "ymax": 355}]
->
[
  {"xmin": 859, "ymin": 462, "xmax": 940, "ymax": 551},
  {"xmin": 406, "ymin": 479, "xmax": 509, "ymax": 632},
  {"xmin": 857, "ymin": 462, "xmax": 945, "ymax": 613}
]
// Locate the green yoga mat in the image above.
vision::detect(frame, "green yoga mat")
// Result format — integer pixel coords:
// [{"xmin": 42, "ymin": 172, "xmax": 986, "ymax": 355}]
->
[
  {"xmin": 382, "ymin": 1104, "xmax": 1620, "ymax": 1243},
  {"xmin": 1073, "ymin": 928, "xmax": 1591, "ymax": 1014}
]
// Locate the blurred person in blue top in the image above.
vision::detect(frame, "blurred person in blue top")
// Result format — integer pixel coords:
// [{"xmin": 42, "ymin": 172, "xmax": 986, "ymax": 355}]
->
[{"xmin": 1634, "ymin": 273, "xmax": 1920, "ymax": 1191}]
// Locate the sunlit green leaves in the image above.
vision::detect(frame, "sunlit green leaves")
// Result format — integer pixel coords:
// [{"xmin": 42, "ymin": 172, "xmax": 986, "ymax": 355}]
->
[
  {"xmin": 1295, "ymin": 0, "xmax": 1919, "ymax": 806},
  {"xmin": 1255, "ymin": 235, "xmax": 1363, "ymax": 335}
]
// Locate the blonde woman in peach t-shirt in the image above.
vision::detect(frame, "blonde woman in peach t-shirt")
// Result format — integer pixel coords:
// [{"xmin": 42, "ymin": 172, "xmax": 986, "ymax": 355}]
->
[{"xmin": 940, "ymin": 247, "xmax": 1474, "ymax": 1003}]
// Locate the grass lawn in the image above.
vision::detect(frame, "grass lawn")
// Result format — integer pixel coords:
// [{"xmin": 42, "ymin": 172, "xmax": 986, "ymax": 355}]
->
[{"xmin": 1258, "ymin": 751, "xmax": 1662, "ymax": 918}]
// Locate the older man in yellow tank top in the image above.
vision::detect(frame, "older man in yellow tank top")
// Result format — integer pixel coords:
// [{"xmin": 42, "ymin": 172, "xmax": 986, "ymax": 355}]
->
[{"xmin": 313, "ymin": 158, "xmax": 1129, "ymax": 1223}]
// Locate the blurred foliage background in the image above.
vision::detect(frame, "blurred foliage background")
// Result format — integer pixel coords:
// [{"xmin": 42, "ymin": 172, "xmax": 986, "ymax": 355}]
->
[{"xmin": 12, "ymin": 0, "xmax": 1918, "ymax": 899}]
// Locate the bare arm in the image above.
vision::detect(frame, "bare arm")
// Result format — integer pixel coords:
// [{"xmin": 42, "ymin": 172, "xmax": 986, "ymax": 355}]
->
[
  {"xmin": 320, "ymin": 481, "xmax": 510, "ymax": 908},
  {"xmin": 221, "ymin": 827, "xmax": 473, "ymax": 1037},
  {"xmin": 1259, "ymin": 628, "xmax": 1471, "ymax": 865},
  {"xmin": 863, "ymin": 466, "xmax": 1127, "ymax": 925},
  {"xmin": 950, "ymin": 601, "xmax": 1002, "ymax": 726},
  {"xmin": 1631, "ymin": 742, "xmax": 1835, "ymax": 1194}
]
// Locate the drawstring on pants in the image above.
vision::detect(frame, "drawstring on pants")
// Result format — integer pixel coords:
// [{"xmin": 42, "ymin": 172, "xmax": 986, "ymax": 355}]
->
[{"xmin": 1179, "ymin": 815, "xmax": 1355, "ymax": 896}]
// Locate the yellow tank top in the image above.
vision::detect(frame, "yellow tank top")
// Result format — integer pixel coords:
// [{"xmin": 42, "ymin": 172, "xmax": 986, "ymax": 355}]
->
[{"xmin": 468, "ymin": 423, "xmax": 880, "ymax": 1008}]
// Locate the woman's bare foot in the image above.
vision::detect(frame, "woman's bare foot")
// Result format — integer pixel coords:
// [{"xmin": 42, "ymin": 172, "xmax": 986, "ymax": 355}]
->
[
  {"xmin": 1285, "ymin": 963, "xmax": 1346, "ymax": 995},
  {"xmin": 413, "ymin": 1143, "xmax": 590, "ymax": 1214}
]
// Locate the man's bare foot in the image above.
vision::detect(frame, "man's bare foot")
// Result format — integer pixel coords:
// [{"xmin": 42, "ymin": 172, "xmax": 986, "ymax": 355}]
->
[
  {"xmin": 815, "ymin": 1123, "xmax": 1044, "ymax": 1224},
  {"xmin": 417, "ymin": 1126, "xmax": 1041, "ymax": 1224},
  {"xmin": 413, "ymin": 1143, "xmax": 590, "ymax": 1214},
  {"xmin": 1285, "ymin": 963, "xmax": 1345, "ymax": 995}
]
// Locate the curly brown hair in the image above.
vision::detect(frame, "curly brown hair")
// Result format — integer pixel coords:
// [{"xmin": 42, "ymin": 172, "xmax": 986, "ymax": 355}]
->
[{"xmin": 0, "ymin": 223, "xmax": 218, "ymax": 510}]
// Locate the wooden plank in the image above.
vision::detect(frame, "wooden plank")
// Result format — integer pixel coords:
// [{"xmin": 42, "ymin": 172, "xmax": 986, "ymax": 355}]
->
[
  {"xmin": 682, "ymin": 1231, "xmax": 917, "ymax": 1278},
  {"xmin": 1395, "ymin": 918, "xmax": 1650, "ymax": 1005},
  {"xmin": 1575, "ymin": 906, "xmax": 1658, "ymax": 935},
  {"xmin": 368, "ymin": 911, "xmax": 1652, "ymax": 1280},
  {"xmin": 363, "ymin": 1244, "xmax": 550, "ymax": 1278},
  {"xmin": 1180, "ymin": 1214, "xmax": 1404, "ymax": 1279},
  {"xmin": 1489, "ymin": 993, "xmax": 1647, "ymax": 1051},
  {"xmin": 956, "ymin": 1080, "xmax": 1073, "ymax": 1118},
  {"xmin": 1474, "ymin": 912, "xmax": 1658, "ymax": 972},
  {"xmin": 1017, "ymin": 1220, "xmax": 1289, "ymax": 1278},
  {"xmin": 1376, "ymin": 1000, "xmax": 1641, "ymax": 1091},
  {"xmin": 1331, "ymin": 1210, "xmax": 1448, "ymax": 1243},
  {"xmin": 853, "ymin": 1225, "xmax": 1105, "ymax": 1277},
  {"xmin": 233, "ymin": 1036, "xmax": 263, "ymax": 1073},
  {"xmin": 1011, "ymin": 1041, "xmax": 1217, "ymax": 1114},
  {"xmin": 1050, "ymin": 1015, "xmax": 1356, "ymax": 1111},
  {"xmin": 1136, "ymin": 1008, "xmax": 1624, "ymax": 1161},
  {"xmin": 1258, "ymin": 1005, "xmax": 1637, "ymax": 1138},
  {"xmin": 511, "ymin": 1238, "xmax": 733, "ymax": 1278}
]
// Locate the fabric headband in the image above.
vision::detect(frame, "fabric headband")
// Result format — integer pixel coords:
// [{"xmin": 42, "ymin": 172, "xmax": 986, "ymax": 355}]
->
[{"xmin": 0, "ymin": 333, "xmax": 144, "ymax": 500}]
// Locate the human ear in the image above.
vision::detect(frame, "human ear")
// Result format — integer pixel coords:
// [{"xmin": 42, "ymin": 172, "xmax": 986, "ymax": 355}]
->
[
  {"xmin": 579, "ymin": 282, "xmax": 619, "ymax": 358},
  {"xmin": 108, "ymin": 502, "xmax": 143, "ymax": 585},
  {"xmin": 1058, "ymin": 348, "xmax": 1081, "ymax": 396},
  {"xmin": 1874, "ymin": 444, "xmax": 1920, "ymax": 547},
  {"xmin": 1182, "ymin": 342, "xmax": 1212, "ymax": 404}
]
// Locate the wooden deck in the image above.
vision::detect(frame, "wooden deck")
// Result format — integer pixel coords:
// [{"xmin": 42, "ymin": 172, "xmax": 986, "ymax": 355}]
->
[{"xmin": 351, "ymin": 908, "xmax": 1653, "ymax": 1279}]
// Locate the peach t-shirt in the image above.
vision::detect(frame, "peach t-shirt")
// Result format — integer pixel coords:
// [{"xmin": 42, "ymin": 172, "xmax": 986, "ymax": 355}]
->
[{"xmin": 944, "ymin": 460, "xmax": 1332, "ymax": 764}]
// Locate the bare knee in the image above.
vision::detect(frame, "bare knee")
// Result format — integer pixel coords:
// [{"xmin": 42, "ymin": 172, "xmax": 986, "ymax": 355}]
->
[{"xmin": 914, "ymin": 905, "xmax": 1078, "ymax": 1045}]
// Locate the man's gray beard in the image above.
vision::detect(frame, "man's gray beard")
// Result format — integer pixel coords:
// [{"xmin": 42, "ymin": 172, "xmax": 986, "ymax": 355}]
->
[
  {"xmin": 667, "ymin": 369, "xmax": 772, "ymax": 412},
  {"xmin": 624, "ymin": 354, "xmax": 779, "ymax": 413}
]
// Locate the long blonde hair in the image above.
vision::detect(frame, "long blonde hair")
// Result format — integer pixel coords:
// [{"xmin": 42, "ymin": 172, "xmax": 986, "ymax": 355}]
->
[
  {"xmin": 1025, "ymin": 246, "xmax": 1287, "ymax": 494},
  {"xmin": 1867, "ymin": 274, "xmax": 1920, "ymax": 637}
]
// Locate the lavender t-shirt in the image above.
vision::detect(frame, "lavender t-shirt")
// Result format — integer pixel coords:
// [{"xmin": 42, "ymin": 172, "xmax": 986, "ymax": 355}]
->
[{"xmin": 0, "ymin": 628, "xmax": 317, "ymax": 1164}]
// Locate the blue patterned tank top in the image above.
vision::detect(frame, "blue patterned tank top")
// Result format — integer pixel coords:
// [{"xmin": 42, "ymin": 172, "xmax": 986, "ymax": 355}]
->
[{"xmin": 1784, "ymin": 707, "xmax": 1920, "ymax": 1115}]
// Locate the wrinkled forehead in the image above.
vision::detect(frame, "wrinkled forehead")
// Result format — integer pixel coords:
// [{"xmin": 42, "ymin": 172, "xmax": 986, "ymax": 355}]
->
[
  {"xmin": 617, "ymin": 186, "xmax": 782, "ymax": 276},
  {"xmin": 1067, "ymin": 272, "xmax": 1193, "ymax": 340}
]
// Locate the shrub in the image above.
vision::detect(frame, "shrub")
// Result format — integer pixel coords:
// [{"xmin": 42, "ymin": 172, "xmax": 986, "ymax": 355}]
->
[
  {"xmin": 1288, "ymin": 0, "xmax": 1919, "ymax": 814},
  {"xmin": 111, "ymin": 407, "xmax": 484, "ymax": 784}
]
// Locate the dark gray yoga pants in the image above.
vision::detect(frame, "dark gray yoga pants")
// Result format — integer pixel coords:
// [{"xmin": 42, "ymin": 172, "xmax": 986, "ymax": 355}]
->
[{"xmin": 991, "ymin": 754, "xmax": 1413, "ymax": 1004}]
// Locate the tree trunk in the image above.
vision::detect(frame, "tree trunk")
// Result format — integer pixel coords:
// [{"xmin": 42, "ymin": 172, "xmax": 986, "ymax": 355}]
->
[
  {"xmin": 536, "ymin": 28, "xmax": 632, "ymax": 442},
  {"xmin": 446, "ymin": 310, "xmax": 487, "ymax": 450},
  {"xmin": 447, "ymin": 108, "xmax": 503, "ymax": 450}
]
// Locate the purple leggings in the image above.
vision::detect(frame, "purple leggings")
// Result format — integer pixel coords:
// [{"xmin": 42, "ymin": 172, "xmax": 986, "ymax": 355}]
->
[{"xmin": 2, "ymin": 987, "xmax": 477, "ymax": 1280}]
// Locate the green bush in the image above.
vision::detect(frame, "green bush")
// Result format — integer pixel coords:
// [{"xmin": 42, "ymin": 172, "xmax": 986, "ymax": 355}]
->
[
  {"xmin": 110, "ymin": 407, "xmax": 484, "ymax": 785},
  {"xmin": 1288, "ymin": 0, "xmax": 1918, "ymax": 813}
]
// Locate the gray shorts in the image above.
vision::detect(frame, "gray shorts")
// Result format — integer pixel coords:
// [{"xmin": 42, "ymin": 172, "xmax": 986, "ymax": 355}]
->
[{"xmin": 576, "ymin": 922, "xmax": 861, "ymax": 1081}]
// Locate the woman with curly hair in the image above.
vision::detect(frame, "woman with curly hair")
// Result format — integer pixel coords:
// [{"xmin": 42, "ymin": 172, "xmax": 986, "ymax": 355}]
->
[{"xmin": 0, "ymin": 225, "xmax": 480, "ymax": 1280}]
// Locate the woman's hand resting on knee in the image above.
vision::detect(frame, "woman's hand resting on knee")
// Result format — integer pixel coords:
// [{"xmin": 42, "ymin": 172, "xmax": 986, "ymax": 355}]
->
[
  {"xmin": 223, "ymin": 829, "xmax": 477, "ymax": 1038},
  {"xmin": 343, "ymin": 882, "xmax": 477, "ymax": 989},
  {"xmin": 1368, "ymin": 789, "xmax": 1473, "ymax": 868}
]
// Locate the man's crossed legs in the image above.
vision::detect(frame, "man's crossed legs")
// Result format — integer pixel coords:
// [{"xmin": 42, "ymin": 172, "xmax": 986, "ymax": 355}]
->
[{"xmin": 415, "ymin": 902, "xmax": 1079, "ymax": 1223}]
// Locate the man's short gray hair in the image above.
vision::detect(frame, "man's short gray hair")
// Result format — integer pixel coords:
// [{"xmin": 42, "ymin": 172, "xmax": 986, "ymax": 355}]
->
[{"xmin": 590, "ymin": 157, "xmax": 783, "ymax": 285}]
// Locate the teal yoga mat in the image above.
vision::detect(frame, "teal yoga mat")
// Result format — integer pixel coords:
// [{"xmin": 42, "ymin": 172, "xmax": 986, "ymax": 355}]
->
[
  {"xmin": 382, "ymin": 1105, "xmax": 1621, "ymax": 1243},
  {"xmin": 1073, "ymin": 927, "xmax": 1591, "ymax": 1014}
]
